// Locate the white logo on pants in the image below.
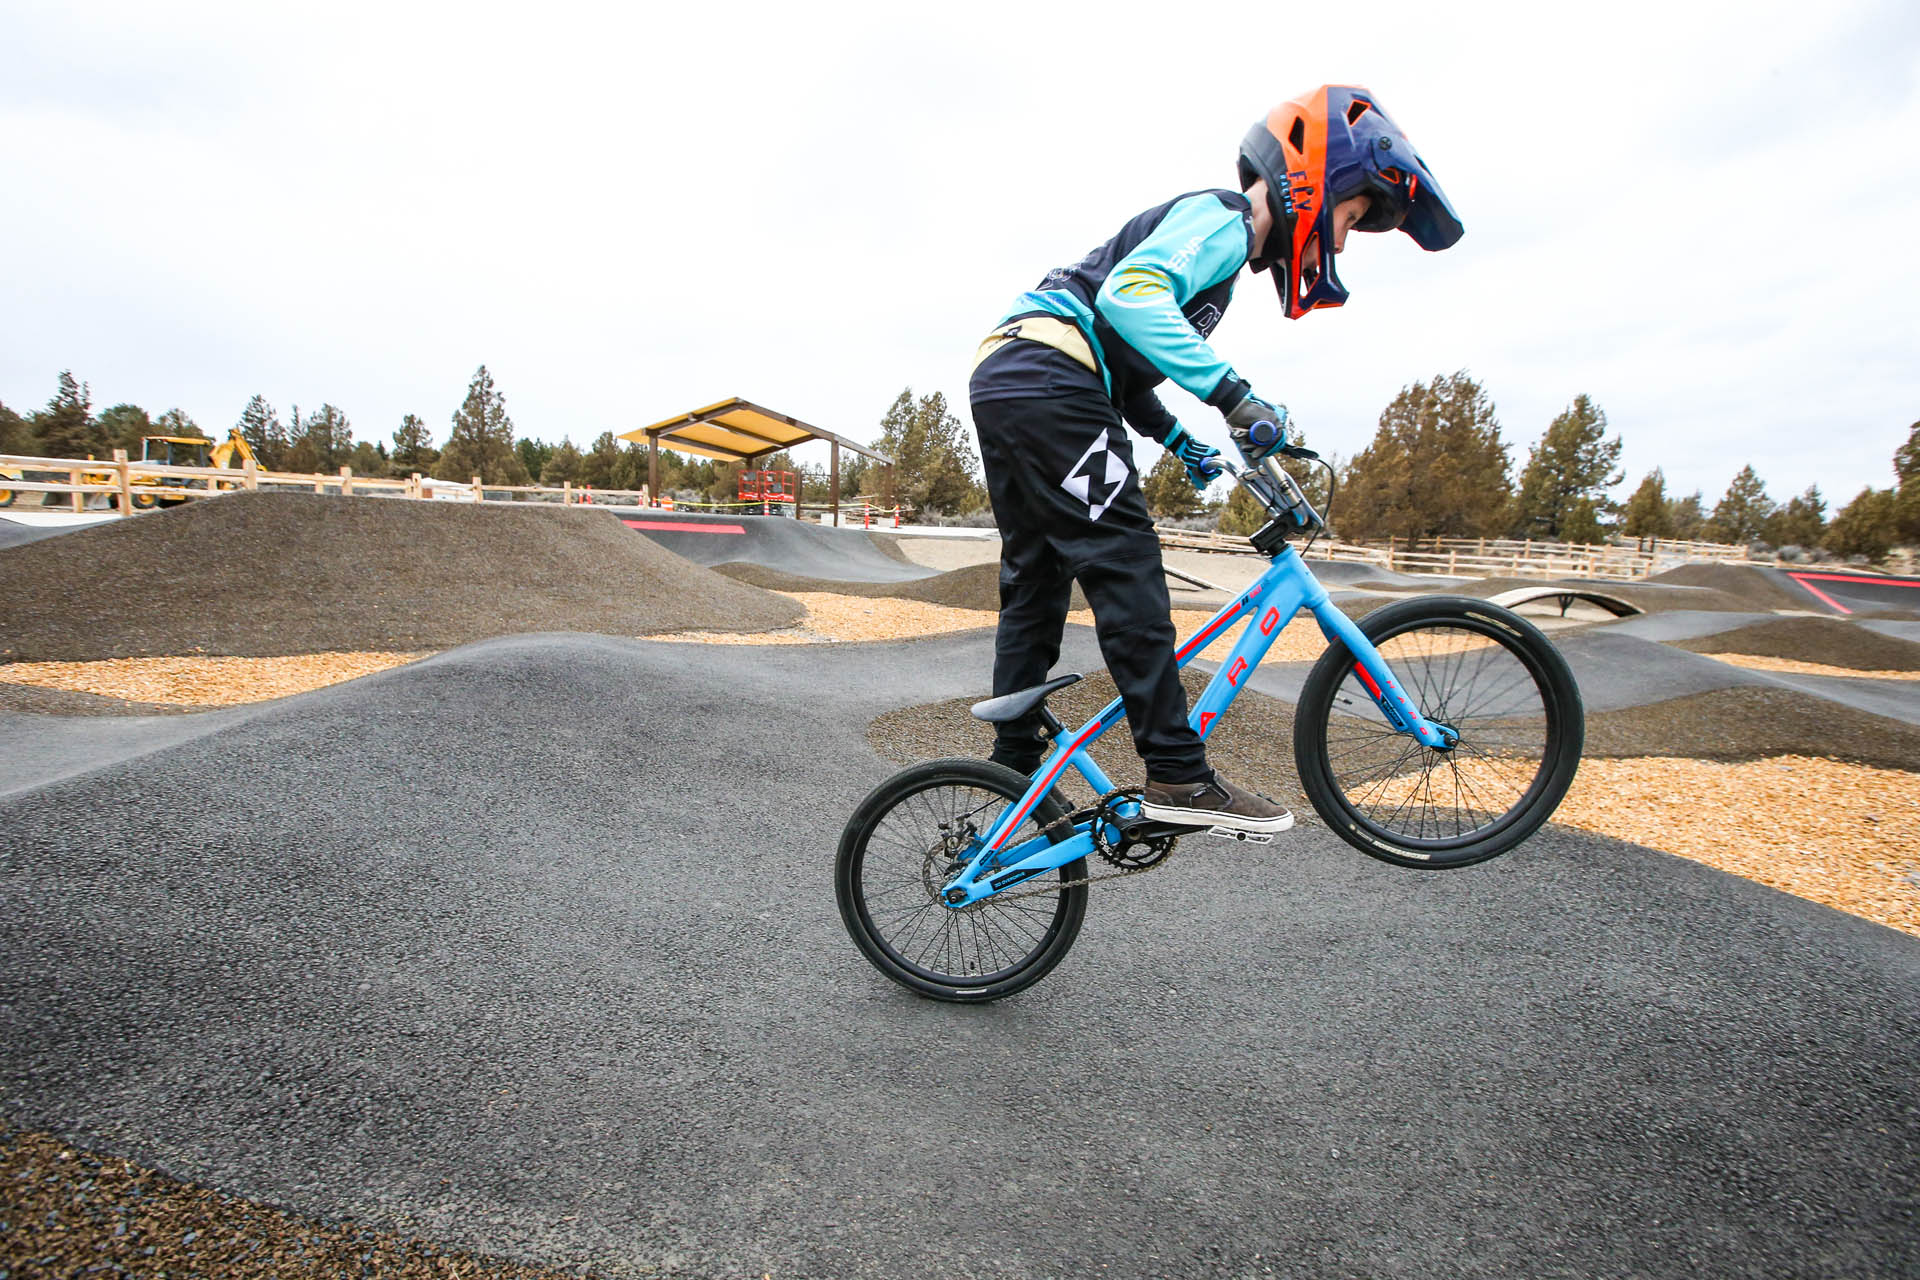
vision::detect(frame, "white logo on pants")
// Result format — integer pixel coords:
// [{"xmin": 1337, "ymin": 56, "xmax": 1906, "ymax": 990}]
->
[{"xmin": 1061, "ymin": 433, "xmax": 1130, "ymax": 521}]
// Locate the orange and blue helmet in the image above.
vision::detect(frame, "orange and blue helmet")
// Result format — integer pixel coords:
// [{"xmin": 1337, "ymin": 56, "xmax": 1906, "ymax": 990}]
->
[{"xmin": 1238, "ymin": 84, "xmax": 1464, "ymax": 319}]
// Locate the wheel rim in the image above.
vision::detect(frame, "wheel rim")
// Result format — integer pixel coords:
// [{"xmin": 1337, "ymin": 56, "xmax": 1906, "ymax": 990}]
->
[
  {"xmin": 1319, "ymin": 619, "xmax": 1558, "ymax": 850},
  {"xmin": 854, "ymin": 779, "xmax": 1071, "ymax": 988}
]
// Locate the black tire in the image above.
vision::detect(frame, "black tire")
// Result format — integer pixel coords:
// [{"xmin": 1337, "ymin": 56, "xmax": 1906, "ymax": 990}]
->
[
  {"xmin": 0, "ymin": 488, "xmax": 13, "ymax": 508},
  {"xmin": 837, "ymin": 758, "xmax": 1086, "ymax": 1002},
  {"xmin": 1293, "ymin": 596, "xmax": 1583, "ymax": 869}
]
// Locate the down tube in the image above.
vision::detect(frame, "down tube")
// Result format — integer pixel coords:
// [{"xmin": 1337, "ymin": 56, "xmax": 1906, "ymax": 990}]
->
[{"xmin": 1186, "ymin": 552, "xmax": 1316, "ymax": 738}]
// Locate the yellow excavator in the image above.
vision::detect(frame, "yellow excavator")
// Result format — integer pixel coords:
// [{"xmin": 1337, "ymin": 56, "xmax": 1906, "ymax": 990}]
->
[
  {"xmin": 93, "ymin": 429, "xmax": 262, "ymax": 509},
  {"xmin": 1, "ymin": 430, "xmax": 259, "ymax": 509}
]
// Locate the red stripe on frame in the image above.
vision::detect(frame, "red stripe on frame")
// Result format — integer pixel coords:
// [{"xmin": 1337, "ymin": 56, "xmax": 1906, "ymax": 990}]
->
[{"xmin": 622, "ymin": 520, "xmax": 747, "ymax": 534}]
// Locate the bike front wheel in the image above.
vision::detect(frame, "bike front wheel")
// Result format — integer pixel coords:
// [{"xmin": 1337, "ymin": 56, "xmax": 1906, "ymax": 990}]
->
[
  {"xmin": 1294, "ymin": 596, "xmax": 1584, "ymax": 869},
  {"xmin": 836, "ymin": 758, "xmax": 1086, "ymax": 1003}
]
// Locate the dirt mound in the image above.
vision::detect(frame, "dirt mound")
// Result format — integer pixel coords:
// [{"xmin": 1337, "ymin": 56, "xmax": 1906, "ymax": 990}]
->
[
  {"xmin": 0, "ymin": 492, "xmax": 803, "ymax": 661},
  {"xmin": 1644, "ymin": 564, "xmax": 1815, "ymax": 612},
  {"xmin": 714, "ymin": 561, "xmax": 1091, "ymax": 612},
  {"xmin": 1675, "ymin": 617, "xmax": 1920, "ymax": 671}
]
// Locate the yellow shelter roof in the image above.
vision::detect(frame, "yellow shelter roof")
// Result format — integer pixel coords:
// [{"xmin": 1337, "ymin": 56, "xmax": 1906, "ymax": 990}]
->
[{"xmin": 619, "ymin": 398, "xmax": 893, "ymax": 465}]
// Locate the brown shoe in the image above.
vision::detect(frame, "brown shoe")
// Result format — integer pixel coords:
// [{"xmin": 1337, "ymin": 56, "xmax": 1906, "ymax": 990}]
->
[{"xmin": 1141, "ymin": 772, "xmax": 1295, "ymax": 835}]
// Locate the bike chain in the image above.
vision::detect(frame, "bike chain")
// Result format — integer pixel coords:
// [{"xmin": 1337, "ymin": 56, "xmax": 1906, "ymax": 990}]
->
[{"xmin": 963, "ymin": 788, "xmax": 1180, "ymax": 908}]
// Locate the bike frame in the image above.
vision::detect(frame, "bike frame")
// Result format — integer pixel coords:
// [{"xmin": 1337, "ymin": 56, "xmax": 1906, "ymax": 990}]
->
[{"xmin": 939, "ymin": 543, "xmax": 1455, "ymax": 907}]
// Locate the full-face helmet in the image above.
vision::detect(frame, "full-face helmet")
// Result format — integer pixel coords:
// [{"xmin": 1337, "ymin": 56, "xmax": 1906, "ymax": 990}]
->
[{"xmin": 1238, "ymin": 84, "xmax": 1464, "ymax": 318}]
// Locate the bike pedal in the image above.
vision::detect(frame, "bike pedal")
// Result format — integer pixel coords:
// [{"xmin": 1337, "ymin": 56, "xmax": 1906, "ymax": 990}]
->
[{"xmin": 1207, "ymin": 826, "xmax": 1274, "ymax": 845}]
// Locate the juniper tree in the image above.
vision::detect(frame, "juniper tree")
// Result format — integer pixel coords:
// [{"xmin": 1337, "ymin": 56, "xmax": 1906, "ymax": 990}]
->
[
  {"xmin": 1142, "ymin": 449, "xmax": 1206, "ymax": 519},
  {"xmin": 1708, "ymin": 464, "xmax": 1774, "ymax": 544},
  {"xmin": 1762, "ymin": 486, "xmax": 1827, "ymax": 550},
  {"xmin": 1337, "ymin": 371, "xmax": 1511, "ymax": 542},
  {"xmin": 1509, "ymin": 394, "xmax": 1622, "ymax": 541},
  {"xmin": 874, "ymin": 389, "xmax": 986, "ymax": 516},
  {"xmin": 1824, "ymin": 487, "xmax": 1898, "ymax": 561},
  {"xmin": 1621, "ymin": 469, "xmax": 1672, "ymax": 538},
  {"xmin": 98, "ymin": 403, "xmax": 153, "ymax": 453}
]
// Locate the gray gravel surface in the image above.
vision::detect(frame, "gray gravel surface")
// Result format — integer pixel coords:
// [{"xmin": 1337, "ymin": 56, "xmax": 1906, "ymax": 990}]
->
[
  {"xmin": 3, "ymin": 631, "xmax": 1915, "ymax": 1279},
  {"xmin": 0, "ymin": 491, "xmax": 802, "ymax": 660}
]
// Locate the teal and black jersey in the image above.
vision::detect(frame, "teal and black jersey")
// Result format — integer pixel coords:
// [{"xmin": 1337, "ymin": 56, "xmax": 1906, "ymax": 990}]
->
[{"xmin": 970, "ymin": 189, "xmax": 1256, "ymax": 443}]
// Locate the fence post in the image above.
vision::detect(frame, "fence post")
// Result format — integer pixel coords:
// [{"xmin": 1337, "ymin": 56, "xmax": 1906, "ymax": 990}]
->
[
  {"xmin": 112, "ymin": 449, "xmax": 134, "ymax": 516},
  {"xmin": 69, "ymin": 465, "xmax": 85, "ymax": 513},
  {"xmin": 243, "ymin": 458, "xmax": 259, "ymax": 490},
  {"xmin": 1448, "ymin": 549, "xmax": 1457, "ymax": 575},
  {"xmin": 563, "ymin": 480, "xmax": 572, "ymax": 505},
  {"xmin": 472, "ymin": 475, "xmax": 483, "ymax": 503},
  {"xmin": 339, "ymin": 465, "xmax": 353, "ymax": 496}
]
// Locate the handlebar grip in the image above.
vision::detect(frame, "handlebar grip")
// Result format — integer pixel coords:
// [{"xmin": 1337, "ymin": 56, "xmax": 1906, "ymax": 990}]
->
[
  {"xmin": 1199, "ymin": 456, "xmax": 1224, "ymax": 478},
  {"xmin": 1247, "ymin": 419, "xmax": 1282, "ymax": 449}
]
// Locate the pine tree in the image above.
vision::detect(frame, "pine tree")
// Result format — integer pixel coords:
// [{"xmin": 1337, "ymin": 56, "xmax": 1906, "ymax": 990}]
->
[
  {"xmin": 435, "ymin": 365, "xmax": 529, "ymax": 484},
  {"xmin": 301, "ymin": 404, "xmax": 353, "ymax": 471},
  {"xmin": 578, "ymin": 431, "xmax": 622, "ymax": 489},
  {"xmin": 1621, "ymin": 470, "xmax": 1671, "ymax": 538},
  {"xmin": 515, "ymin": 437, "xmax": 552, "ymax": 483},
  {"xmin": 238, "ymin": 395, "xmax": 290, "ymax": 470},
  {"xmin": 542, "ymin": 439, "xmax": 583, "ymax": 485},
  {"xmin": 0, "ymin": 400, "xmax": 32, "ymax": 455},
  {"xmin": 154, "ymin": 408, "xmax": 200, "ymax": 438},
  {"xmin": 1508, "ymin": 394, "xmax": 1622, "ymax": 541},
  {"xmin": 1141, "ymin": 449, "xmax": 1205, "ymax": 519},
  {"xmin": 1708, "ymin": 464, "xmax": 1774, "ymax": 544},
  {"xmin": 1824, "ymin": 487, "xmax": 1898, "ymax": 561},
  {"xmin": 391, "ymin": 414, "xmax": 439, "ymax": 474},
  {"xmin": 1665, "ymin": 491, "xmax": 1707, "ymax": 540},
  {"xmin": 1762, "ymin": 485, "xmax": 1827, "ymax": 550},
  {"xmin": 1895, "ymin": 422, "xmax": 1919, "ymax": 488},
  {"xmin": 1337, "ymin": 371, "xmax": 1511, "ymax": 541},
  {"xmin": 98, "ymin": 403, "xmax": 153, "ymax": 453},
  {"xmin": 35, "ymin": 371, "xmax": 102, "ymax": 458},
  {"xmin": 874, "ymin": 389, "xmax": 986, "ymax": 516}
]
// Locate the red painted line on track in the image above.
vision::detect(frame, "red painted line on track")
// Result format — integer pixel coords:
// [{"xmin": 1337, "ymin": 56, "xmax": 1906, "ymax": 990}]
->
[
  {"xmin": 621, "ymin": 520, "xmax": 747, "ymax": 534},
  {"xmin": 1787, "ymin": 572, "xmax": 1920, "ymax": 588},
  {"xmin": 1786, "ymin": 574, "xmax": 1851, "ymax": 614}
]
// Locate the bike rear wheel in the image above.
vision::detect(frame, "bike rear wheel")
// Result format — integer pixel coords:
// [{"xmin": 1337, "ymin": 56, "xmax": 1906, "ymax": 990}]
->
[
  {"xmin": 837, "ymin": 758, "xmax": 1085, "ymax": 1003},
  {"xmin": 1294, "ymin": 596, "xmax": 1584, "ymax": 869}
]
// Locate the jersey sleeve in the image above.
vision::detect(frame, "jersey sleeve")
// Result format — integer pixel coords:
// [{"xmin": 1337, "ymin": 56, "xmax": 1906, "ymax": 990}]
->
[
  {"xmin": 1119, "ymin": 389, "xmax": 1180, "ymax": 444},
  {"xmin": 1093, "ymin": 193, "xmax": 1251, "ymax": 404}
]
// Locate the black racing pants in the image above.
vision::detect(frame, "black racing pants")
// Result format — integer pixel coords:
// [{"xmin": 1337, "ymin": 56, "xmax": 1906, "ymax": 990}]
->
[{"xmin": 972, "ymin": 388, "xmax": 1210, "ymax": 784}]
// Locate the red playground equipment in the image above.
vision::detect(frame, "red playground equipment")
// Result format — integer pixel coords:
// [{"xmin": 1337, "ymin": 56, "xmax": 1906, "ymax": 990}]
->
[{"xmin": 737, "ymin": 468, "xmax": 798, "ymax": 514}]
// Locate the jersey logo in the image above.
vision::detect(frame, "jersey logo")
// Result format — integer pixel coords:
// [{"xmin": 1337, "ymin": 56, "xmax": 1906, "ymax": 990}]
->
[
  {"xmin": 1168, "ymin": 234, "xmax": 1205, "ymax": 271},
  {"xmin": 1107, "ymin": 264, "xmax": 1173, "ymax": 307},
  {"xmin": 1187, "ymin": 303, "xmax": 1222, "ymax": 336},
  {"xmin": 1061, "ymin": 431, "xmax": 1131, "ymax": 522}
]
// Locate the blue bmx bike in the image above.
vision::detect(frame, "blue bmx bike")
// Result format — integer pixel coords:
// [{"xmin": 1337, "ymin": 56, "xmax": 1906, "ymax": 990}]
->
[{"xmin": 837, "ymin": 450, "xmax": 1584, "ymax": 1002}]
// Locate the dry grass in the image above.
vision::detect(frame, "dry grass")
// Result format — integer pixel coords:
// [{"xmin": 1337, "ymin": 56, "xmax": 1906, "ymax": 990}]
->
[
  {"xmin": 0, "ymin": 651, "xmax": 429, "ymax": 707},
  {"xmin": 1706, "ymin": 653, "xmax": 1920, "ymax": 681}
]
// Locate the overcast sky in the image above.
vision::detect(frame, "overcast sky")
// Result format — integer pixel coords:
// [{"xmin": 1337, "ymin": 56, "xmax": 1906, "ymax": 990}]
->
[{"xmin": 4, "ymin": 0, "xmax": 1916, "ymax": 509}]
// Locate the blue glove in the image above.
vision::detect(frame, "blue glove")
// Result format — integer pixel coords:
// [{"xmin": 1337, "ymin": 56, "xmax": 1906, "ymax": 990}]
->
[
  {"xmin": 1224, "ymin": 393, "xmax": 1289, "ymax": 460},
  {"xmin": 1163, "ymin": 424, "xmax": 1222, "ymax": 491}
]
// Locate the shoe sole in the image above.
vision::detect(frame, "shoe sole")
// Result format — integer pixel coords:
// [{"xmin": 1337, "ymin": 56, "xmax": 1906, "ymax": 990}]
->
[{"xmin": 1139, "ymin": 801, "xmax": 1295, "ymax": 835}]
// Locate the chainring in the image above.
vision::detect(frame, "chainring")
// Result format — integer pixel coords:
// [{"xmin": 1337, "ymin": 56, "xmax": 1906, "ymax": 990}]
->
[{"xmin": 1090, "ymin": 789, "xmax": 1179, "ymax": 870}]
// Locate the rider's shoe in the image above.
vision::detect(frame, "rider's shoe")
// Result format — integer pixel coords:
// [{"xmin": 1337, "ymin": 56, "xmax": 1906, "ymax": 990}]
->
[{"xmin": 1140, "ymin": 771, "xmax": 1295, "ymax": 835}]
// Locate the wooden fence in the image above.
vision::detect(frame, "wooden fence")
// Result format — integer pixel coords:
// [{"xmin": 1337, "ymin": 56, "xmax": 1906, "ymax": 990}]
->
[
  {"xmin": 0, "ymin": 452, "xmax": 654, "ymax": 513},
  {"xmin": 1153, "ymin": 526, "xmax": 1768, "ymax": 581}
]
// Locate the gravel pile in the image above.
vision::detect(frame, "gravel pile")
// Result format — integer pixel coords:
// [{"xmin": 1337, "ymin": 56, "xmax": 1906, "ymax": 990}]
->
[
  {"xmin": 0, "ymin": 492, "xmax": 802, "ymax": 661},
  {"xmin": 1676, "ymin": 616, "xmax": 1920, "ymax": 671},
  {"xmin": 0, "ymin": 1123, "xmax": 582, "ymax": 1280}
]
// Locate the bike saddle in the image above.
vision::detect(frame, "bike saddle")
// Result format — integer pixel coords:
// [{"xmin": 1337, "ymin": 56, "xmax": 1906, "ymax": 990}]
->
[{"xmin": 969, "ymin": 674, "xmax": 1083, "ymax": 724}]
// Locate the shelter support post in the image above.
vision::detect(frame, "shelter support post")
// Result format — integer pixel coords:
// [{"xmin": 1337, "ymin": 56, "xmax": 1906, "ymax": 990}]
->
[
  {"xmin": 648, "ymin": 436, "xmax": 659, "ymax": 506},
  {"xmin": 831, "ymin": 441, "xmax": 839, "ymax": 529}
]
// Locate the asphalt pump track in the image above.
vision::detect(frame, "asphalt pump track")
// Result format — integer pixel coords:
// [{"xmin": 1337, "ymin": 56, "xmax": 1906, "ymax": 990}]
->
[
  {"xmin": 2, "ymin": 628, "xmax": 1915, "ymax": 1279},
  {"xmin": 616, "ymin": 509, "xmax": 937, "ymax": 584}
]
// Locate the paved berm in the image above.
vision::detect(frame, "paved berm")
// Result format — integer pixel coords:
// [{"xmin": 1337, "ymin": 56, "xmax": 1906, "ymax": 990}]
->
[{"xmin": 3, "ymin": 629, "xmax": 1918, "ymax": 1279}]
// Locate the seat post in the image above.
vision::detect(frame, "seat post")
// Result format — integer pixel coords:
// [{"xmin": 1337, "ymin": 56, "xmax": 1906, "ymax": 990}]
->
[{"xmin": 1038, "ymin": 706, "xmax": 1065, "ymax": 740}]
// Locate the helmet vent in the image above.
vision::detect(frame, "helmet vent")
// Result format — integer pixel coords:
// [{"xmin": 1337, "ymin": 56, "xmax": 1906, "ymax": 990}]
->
[
  {"xmin": 1287, "ymin": 118, "xmax": 1306, "ymax": 154},
  {"xmin": 1347, "ymin": 100, "xmax": 1372, "ymax": 124}
]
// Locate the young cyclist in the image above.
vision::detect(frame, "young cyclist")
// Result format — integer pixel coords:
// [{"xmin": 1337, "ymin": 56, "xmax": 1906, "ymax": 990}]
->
[{"xmin": 968, "ymin": 84, "xmax": 1463, "ymax": 833}]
